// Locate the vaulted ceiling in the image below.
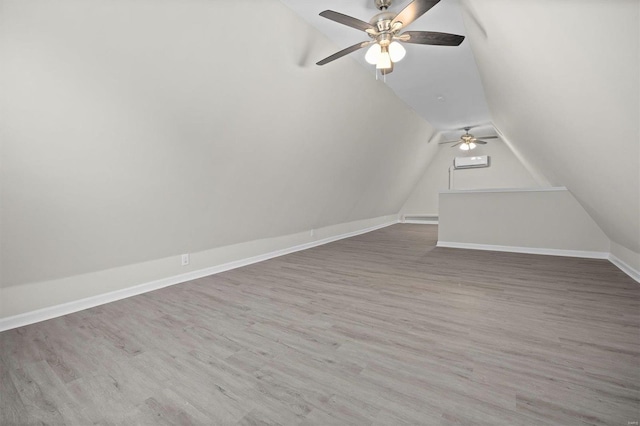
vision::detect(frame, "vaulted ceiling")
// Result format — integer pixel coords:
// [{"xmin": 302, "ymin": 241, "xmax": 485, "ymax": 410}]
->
[
  {"xmin": 1, "ymin": 0, "xmax": 638, "ymax": 291},
  {"xmin": 459, "ymin": 0, "xmax": 639, "ymax": 260},
  {"xmin": 280, "ymin": 0, "xmax": 491, "ymax": 131},
  {"xmin": 282, "ymin": 0, "xmax": 640, "ymax": 264},
  {"xmin": 0, "ymin": 0, "xmax": 437, "ymax": 286}
]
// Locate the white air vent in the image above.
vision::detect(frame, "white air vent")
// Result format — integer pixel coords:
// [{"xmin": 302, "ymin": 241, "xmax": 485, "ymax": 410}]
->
[{"xmin": 454, "ymin": 155, "xmax": 490, "ymax": 169}]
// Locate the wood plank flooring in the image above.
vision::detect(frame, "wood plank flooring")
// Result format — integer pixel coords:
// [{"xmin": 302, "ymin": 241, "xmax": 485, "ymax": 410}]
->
[{"xmin": 1, "ymin": 224, "xmax": 639, "ymax": 425}]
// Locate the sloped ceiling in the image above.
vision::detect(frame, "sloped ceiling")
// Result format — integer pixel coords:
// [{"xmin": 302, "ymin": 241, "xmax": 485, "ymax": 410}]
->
[
  {"xmin": 0, "ymin": 0, "xmax": 436, "ymax": 286},
  {"xmin": 2, "ymin": 0, "xmax": 637, "ymax": 288},
  {"xmin": 284, "ymin": 0, "xmax": 639, "ymax": 261},
  {"xmin": 459, "ymin": 0, "xmax": 639, "ymax": 255},
  {"xmin": 280, "ymin": 0, "xmax": 491, "ymax": 130}
]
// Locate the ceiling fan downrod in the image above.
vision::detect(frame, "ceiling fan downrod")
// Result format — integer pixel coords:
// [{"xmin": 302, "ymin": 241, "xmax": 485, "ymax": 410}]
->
[{"xmin": 375, "ymin": 0, "xmax": 392, "ymax": 10}]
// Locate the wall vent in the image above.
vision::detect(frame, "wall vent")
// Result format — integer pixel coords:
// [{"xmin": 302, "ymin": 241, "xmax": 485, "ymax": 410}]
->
[
  {"xmin": 454, "ymin": 155, "xmax": 490, "ymax": 169},
  {"xmin": 403, "ymin": 215, "xmax": 439, "ymax": 224}
]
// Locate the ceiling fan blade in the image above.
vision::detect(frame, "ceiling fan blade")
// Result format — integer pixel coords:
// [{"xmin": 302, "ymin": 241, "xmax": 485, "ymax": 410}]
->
[
  {"xmin": 438, "ymin": 140, "xmax": 460, "ymax": 145},
  {"xmin": 476, "ymin": 135, "xmax": 499, "ymax": 139},
  {"xmin": 319, "ymin": 10, "xmax": 375, "ymax": 32},
  {"xmin": 316, "ymin": 41, "xmax": 372, "ymax": 66},
  {"xmin": 450, "ymin": 142, "xmax": 463, "ymax": 148},
  {"xmin": 400, "ymin": 31, "xmax": 465, "ymax": 46},
  {"xmin": 455, "ymin": 123, "xmax": 489, "ymax": 130},
  {"xmin": 475, "ymin": 140, "xmax": 488, "ymax": 144},
  {"xmin": 391, "ymin": 0, "xmax": 441, "ymax": 30}
]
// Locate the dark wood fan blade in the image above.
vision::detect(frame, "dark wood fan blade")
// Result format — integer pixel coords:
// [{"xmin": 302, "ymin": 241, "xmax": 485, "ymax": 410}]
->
[
  {"xmin": 319, "ymin": 10, "xmax": 375, "ymax": 32},
  {"xmin": 316, "ymin": 41, "xmax": 371, "ymax": 66},
  {"xmin": 400, "ymin": 31, "xmax": 465, "ymax": 46},
  {"xmin": 391, "ymin": 0, "xmax": 440, "ymax": 29},
  {"xmin": 476, "ymin": 135, "xmax": 499, "ymax": 139},
  {"xmin": 450, "ymin": 142, "xmax": 463, "ymax": 148},
  {"xmin": 475, "ymin": 140, "xmax": 488, "ymax": 144},
  {"xmin": 438, "ymin": 140, "xmax": 460, "ymax": 145}
]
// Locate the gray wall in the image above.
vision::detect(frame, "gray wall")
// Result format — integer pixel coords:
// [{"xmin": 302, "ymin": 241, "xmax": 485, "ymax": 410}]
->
[
  {"xmin": 0, "ymin": 0, "xmax": 436, "ymax": 288},
  {"xmin": 438, "ymin": 189, "xmax": 610, "ymax": 253},
  {"xmin": 401, "ymin": 138, "xmax": 540, "ymax": 215},
  {"xmin": 460, "ymin": 0, "xmax": 640, "ymax": 268}
]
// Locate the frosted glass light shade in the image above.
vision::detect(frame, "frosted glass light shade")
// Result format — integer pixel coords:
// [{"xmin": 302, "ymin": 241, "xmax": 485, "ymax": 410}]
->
[
  {"xmin": 388, "ymin": 42, "xmax": 406, "ymax": 62},
  {"xmin": 365, "ymin": 44, "xmax": 381, "ymax": 65},
  {"xmin": 376, "ymin": 48, "xmax": 392, "ymax": 70},
  {"xmin": 460, "ymin": 142, "xmax": 477, "ymax": 151}
]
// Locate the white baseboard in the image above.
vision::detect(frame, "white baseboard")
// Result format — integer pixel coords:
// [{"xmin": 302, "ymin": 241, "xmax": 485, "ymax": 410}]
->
[
  {"xmin": 402, "ymin": 220, "xmax": 438, "ymax": 225},
  {"xmin": 4, "ymin": 222, "xmax": 635, "ymax": 332},
  {"xmin": 437, "ymin": 240, "xmax": 640, "ymax": 283},
  {"xmin": 436, "ymin": 241, "xmax": 609, "ymax": 259},
  {"xmin": 608, "ymin": 254, "xmax": 640, "ymax": 283},
  {"xmin": 0, "ymin": 220, "xmax": 398, "ymax": 332}
]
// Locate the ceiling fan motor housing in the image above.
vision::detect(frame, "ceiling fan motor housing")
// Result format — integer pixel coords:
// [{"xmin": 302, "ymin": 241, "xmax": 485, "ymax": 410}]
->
[{"xmin": 369, "ymin": 12, "xmax": 396, "ymax": 45}]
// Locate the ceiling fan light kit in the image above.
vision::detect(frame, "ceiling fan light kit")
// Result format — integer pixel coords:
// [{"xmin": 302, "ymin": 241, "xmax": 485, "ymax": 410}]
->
[
  {"xmin": 376, "ymin": 47, "xmax": 392, "ymax": 69},
  {"xmin": 366, "ymin": 43, "xmax": 406, "ymax": 69},
  {"xmin": 388, "ymin": 41, "xmax": 406, "ymax": 62},
  {"xmin": 316, "ymin": 0, "xmax": 464, "ymax": 75},
  {"xmin": 459, "ymin": 142, "xmax": 476, "ymax": 151},
  {"xmin": 365, "ymin": 43, "xmax": 382, "ymax": 64}
]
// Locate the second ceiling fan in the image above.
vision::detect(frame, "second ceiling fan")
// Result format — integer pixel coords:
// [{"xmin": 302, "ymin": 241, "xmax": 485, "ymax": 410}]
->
[
  {"xmin": 316, "ymin": 0, "xmax": 464, "ymax": 74},
  {"xmin": 439, "ymin": 126, "xmax": 499, "ymax": 151}
]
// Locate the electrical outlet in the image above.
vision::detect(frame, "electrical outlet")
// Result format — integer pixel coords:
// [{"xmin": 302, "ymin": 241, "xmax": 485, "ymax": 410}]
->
[{"xmin": 181, "ymin": 254, "xmax": 189, "ymax": 266}]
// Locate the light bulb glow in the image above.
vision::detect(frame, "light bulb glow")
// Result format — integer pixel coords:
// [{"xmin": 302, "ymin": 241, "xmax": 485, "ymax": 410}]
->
[
  {"xmin": 365, "ymin": 44, "xmax": 381, "ymax": 65},
  {"xmin": 388, "ymin": 42, "xmax": 406, "ymax": 62},
  {"xmin": 459, "ymin": 142, "xmax": 477, "ymax": 151},
  {"xmin": 377, "ymin": 47, "xmax": 392, "ymax": 70}
]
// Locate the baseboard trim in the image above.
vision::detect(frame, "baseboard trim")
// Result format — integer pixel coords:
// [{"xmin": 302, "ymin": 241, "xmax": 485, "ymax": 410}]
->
[
  {"xmin": 0, "ymin": 220, "xmax": 398, "ymax": 332},
  {"xmin": 439, "ymin": 186, "xmax": 566, "ymax": 194},
  {"xmin": 436, "ymin": 240, "xmax": 640, "ymax": 282},
  {"xmin": 436, "ymin": 241, "xmax": 609, "ymax": 260},
  {"xmin": 608, "ymin": 254, "xmax": 640, "ymax": 283},
  {"xmin": 401, "ymin": 214, "xmax": 438, "ymax": 225},
  {"xmin": 402, "ymin": 220, "xmax": 439, "ymax": 225}
]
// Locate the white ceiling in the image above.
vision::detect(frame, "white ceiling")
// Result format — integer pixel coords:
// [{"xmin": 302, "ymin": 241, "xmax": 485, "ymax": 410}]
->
[{"xmin": 280, "ymin": 0, "xmax": 492, "ymax": 132}]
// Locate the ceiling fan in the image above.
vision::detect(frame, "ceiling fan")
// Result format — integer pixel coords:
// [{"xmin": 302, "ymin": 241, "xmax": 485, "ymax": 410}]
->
[
  {"xmin": 316, "ymin": 0, "xmax": 465, "ymax": 74},
  {"xmin": 439, "ymin": 126, "xmax": 499, "ymax": 151}
]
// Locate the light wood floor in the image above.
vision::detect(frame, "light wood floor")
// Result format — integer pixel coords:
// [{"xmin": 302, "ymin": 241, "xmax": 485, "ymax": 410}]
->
[{"xmin": 1, "ymin": 224, "xmax": 639, "ymax": 425}]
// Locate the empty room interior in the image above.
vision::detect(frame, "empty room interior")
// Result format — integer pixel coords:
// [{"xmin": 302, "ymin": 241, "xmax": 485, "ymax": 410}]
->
[{"xmin": 1, "ymin": 0, "xmax": 639, "ymax": 424}]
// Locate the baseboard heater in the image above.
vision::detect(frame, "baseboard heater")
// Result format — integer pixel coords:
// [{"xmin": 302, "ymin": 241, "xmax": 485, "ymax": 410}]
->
[{"xmin": 403, "ymin": 215, "xmax": 438, "ymax": 224}]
